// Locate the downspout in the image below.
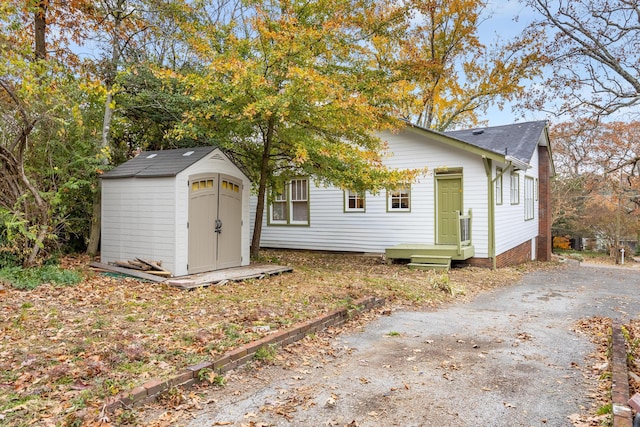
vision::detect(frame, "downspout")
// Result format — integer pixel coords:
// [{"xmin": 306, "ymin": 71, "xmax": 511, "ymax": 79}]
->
[
  {"xmin": 484, "ymin": 159, "xmax": 512, "ymax": 269},
  {"xmin": 483, "ymin": 157, "xmax": 496, "ymax": 269}
]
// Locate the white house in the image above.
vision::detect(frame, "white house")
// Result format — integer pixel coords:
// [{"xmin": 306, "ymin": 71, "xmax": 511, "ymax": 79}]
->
[
  {"xmin": 251, "ymin": 121, "xmax": 554, "ymax": 268},
  {"xmin": 101, "ymin": 147, "xmax": 251, "ymax": 276}
]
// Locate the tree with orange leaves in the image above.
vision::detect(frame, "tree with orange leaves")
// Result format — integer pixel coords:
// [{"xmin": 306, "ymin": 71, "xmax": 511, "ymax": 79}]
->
[{"xmin": 550, "ymin": 120, "xmax": 640, "ymax": 259}]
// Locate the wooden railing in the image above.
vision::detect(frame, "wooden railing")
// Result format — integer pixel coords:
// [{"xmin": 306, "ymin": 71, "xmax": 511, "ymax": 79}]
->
[{"xmin": 456, "ymin": 209, "xmax": 472, "ymax": 255}]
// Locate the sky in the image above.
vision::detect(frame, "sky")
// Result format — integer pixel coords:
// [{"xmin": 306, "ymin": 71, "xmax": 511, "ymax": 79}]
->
[{"xmin": 477, "ymin": 0, "xmax": 548, "ymax": 127}]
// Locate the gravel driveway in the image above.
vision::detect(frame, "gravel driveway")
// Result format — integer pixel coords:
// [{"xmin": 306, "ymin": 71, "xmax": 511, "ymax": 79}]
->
[{"xmin": 149, "ymin": 263, "xmax": 640, "ymax": 427}]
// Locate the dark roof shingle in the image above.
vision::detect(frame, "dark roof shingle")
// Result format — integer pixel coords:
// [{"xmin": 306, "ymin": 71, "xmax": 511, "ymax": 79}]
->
[
  {"xmin": 444, "ymin": 121, "xmax": 547, "ymax": 163},
  {"xmin": 101, "ymin": 147, "xmax": 217, "ymax": 179}
]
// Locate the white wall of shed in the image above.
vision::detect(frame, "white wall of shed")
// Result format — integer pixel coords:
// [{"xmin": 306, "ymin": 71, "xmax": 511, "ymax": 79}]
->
[
  {"xmin": 250, "ymin": 129, "xmax": 491, "ymax": 256},
  {"xmin": 101, "ymin": 177, "xmax": 178, "ymax": 273}
]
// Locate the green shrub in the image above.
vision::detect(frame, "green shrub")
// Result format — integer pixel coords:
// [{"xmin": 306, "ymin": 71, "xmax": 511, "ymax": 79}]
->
[{"xmin": 0, "ymin": 265, "xmax": 82, "ymax": 290}]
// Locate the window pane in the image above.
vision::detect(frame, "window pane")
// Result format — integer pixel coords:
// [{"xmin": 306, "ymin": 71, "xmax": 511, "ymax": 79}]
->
[
  {"xmin": 347, "ymin": 190, "xmax": 364, "ymax": 210},
  {"xmin": 292, "ymin": 201, "xmax": 308, "ymax": 221},
  {"xmin": 390, "ymin": 187, "xmax": 410, "ymax": 210},
  {"xmin": 291, "ymin": 179, "xmax": 307, "ymax": 201},
  {"xmin": 272, "ymin": 201, "xmax": 286, "ymax": 220}
]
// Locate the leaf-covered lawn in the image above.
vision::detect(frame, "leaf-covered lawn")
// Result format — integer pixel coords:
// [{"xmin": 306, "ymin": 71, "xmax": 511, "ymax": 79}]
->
[{"xmin": 0, "ymin": 250, "xmax": 527, "ymax": 426}]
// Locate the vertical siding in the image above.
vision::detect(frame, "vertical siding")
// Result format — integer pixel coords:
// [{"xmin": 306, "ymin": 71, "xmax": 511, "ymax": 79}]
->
[
  {"xmin": 494, "ymin": 145, "xmax": 540, "ymax": 259},
  {"xmin": 101, "ymin": 178, "xmax": 177, "ymax": 273},
  {"xmin": 250, "ymin": 130, "xmax": 490, "ymax": 256}
]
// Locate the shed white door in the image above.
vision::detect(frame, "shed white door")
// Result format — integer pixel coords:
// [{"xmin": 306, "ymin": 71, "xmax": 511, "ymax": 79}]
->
[{"xmin": 188, "ymin": 174, "xmax": 242, "ymax": 273}]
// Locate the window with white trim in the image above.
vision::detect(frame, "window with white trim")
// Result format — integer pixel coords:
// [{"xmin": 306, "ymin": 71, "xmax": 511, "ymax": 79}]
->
[
  {"xmin": 345, "ymin": 190, "xmax": 365, "ymax": 212},
  {"xmin": 524, "ymin": 176, "xmax": 534, "ymax": 220},
  {"xmin": 495, "ymin": 167, "xmax": 503, "ymax": 205},
  {"xmin": 388, "ymin": 185, "xmax": 411, "ymax": 211},
  {"xmin": 510, "ymin": 172, "xmax": 520, "ymax": 205},
  {"xmin": 269, "ymin": 179, "xmax": 309, "ymax": 225}
]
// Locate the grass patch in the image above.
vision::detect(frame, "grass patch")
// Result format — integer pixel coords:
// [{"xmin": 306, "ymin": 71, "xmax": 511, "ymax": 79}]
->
[
  {"xmin": 253, "ymin": 344, "xmax": 277, "ymax": 362},
  {"xmin": 0, "ymin": 265, "xmax": 82, "ymax": 290}
]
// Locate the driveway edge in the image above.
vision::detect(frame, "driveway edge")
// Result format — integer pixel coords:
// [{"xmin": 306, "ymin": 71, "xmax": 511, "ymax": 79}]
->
[
  {"xmin": 612, "ymin": 323, "xmax": 633, "ymax": 427},
  {"xmin": 103, "ymin": 296, "xmax": 385, "ymax": 413}
]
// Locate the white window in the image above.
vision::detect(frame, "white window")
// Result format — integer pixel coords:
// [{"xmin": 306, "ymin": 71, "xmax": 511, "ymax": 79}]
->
[
  {"xmin": 388, "ymin": 186, "xmax": 410, "ymax": 211},
  {"xmin": 495, "ymin": 168, "xmax": 503, "ymax": 205},
  {"xmin": 510, "ymin": 172, "xmax": 520, "ymax": 205},
  {"xmin": 269, "ymin": 178, "xmax": 309, "ymax": 225},
  {"xmin": 271, "ymin": 188, "xmax": 287, "ymax": 222},
  {"xmin": 290, "ymin": 179, "xmax": 308, "ymax": 224},
  {"xmin": 524, "ymin": 176, "xmax": 534, "ymax": 220},
  {"xmin": 345, "ymin": 190, "xmax": 365, "ymax": 212}
]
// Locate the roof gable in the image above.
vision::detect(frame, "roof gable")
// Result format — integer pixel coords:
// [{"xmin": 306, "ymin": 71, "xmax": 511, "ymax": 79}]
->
[{"xmin": 101, "ymin": 147, "xmax": 218, "ymax": 179}]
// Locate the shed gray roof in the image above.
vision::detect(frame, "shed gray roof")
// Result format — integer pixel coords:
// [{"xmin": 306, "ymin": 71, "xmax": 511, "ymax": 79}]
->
[
  {"xmin": 101, "ymin": 147, "xmax": 218, "ymax": 179},
  {"xmin": 444, "ymin": 120, "xmax": 548, "ymax": 164}
]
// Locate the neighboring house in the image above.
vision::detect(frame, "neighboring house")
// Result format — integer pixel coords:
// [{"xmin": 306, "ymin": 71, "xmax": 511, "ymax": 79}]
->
[
  {"xmin": 250, "ymin": 121, "xmax": 554, "ymax": 268},
  {"xmin": 101, "ymin": 147, "xmax": 251, "ymax": 276}
]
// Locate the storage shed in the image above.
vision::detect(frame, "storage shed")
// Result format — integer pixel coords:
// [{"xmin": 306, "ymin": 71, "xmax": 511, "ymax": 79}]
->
[{"xmin": 101, "ymin": 146, "xmax": 251, "ymax": 276}]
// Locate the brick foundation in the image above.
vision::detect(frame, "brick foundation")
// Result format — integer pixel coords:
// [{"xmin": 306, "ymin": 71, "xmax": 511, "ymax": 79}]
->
[
  {"xmin": 464, "ymin": 239, "xmax": 534, "ymax": 268},
  {"xmin": 496, "ymin": 239, "xmax": 533, "ymax": 268}
]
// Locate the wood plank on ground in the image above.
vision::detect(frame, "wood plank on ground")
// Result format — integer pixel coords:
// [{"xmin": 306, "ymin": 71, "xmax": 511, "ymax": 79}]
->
[
  {"xmin": 136, "ymin": 258, "xmax": 167, "ymax": 272},
  {"xmin": 165, "ymin": 265, "xmax": 293, "ymax": 290},
  {"xmin": 89, "ymin": 262, "xmax": 166, "ymax": 282}
]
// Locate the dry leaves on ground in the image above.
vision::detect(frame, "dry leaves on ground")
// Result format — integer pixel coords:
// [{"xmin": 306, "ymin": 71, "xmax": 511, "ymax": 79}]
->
[{"xmin": 1, "ymin": 250, "xmax": 538, "ymax": 426}]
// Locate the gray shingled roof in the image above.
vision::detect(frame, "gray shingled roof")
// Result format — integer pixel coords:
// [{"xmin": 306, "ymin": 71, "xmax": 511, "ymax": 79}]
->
[
  {"xmin": 101, "ymin": 147, "xmax": 217, "ymax": 179},
  {"xmin": 444, "ymin": 120, "xmax": 548, "ymax": 164}
]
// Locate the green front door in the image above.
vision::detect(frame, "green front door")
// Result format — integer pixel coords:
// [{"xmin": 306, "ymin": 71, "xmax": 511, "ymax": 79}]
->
[{"xmin": 437, "ymin": 176, "xmax": 462, "ymax": 244}]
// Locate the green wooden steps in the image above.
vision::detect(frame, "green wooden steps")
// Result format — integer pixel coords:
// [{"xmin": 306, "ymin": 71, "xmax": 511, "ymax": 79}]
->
[{"xmin": 407, "ymin": 255, "xmax": 452, "ymax": 272}]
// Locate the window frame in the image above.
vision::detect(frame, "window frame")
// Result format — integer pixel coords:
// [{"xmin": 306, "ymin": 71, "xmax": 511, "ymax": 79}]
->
[
  {"xmin": 524, "ymin": 176, "xmax": 535, "ymax": 220},
  {"xmin": 344, "ymin": 190, "xmax": 365, "ymax": 212},
  {"xmin": 268, "ymin": 178, "xmax": 310, "ymax": 226},
  {"xmin": 495, "ymin": 167, "xmax": 503, "ymax": 205},
  {"xmin": 387, "ymin": 185, "xmax": 411, "ymax": 212},
  {"xmin": 510, "ymin": 172, "xmax": 520, "ymax": 205}
]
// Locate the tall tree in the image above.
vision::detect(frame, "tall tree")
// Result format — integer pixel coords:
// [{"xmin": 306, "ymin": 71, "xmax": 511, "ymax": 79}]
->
[
  {"xmin": 370, "ymin": 0, "xmax": 543, "ymax": 131},
  {"xmin": 170, "ymin": 0, "xmax": 421, "ymax": 257},
  {"xmin": 0, "ymin": 1, "xmax": 93, "ymax": 265},
  {"xmin": 525, "ymin": 0, "xmax": 640, "ymax": 119}
]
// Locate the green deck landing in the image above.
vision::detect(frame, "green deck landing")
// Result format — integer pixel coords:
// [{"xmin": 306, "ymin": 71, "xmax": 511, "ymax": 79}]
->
[{"xmin": 385, "ymin": 244, "xmax": 475, "ymax": 263}]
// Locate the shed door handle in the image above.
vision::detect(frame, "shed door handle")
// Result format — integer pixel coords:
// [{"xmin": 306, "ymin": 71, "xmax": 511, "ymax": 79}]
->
[{"xmin": 215, "ymin": 219, "xmax": 222, "ymax": 233}]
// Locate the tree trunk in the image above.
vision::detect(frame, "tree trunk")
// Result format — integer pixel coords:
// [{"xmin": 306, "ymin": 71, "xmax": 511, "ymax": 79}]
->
[
  {"xmin": 86, "ymin": 188, "xmax": 102, "ymax": 257},
  {"xmin": 250, "ymin": 119, "xmax": 275, "ymax": 258},
  {"xmin": 34, "ymin": 0, "xmax": 46, "ymax": 60},
  {"xmin": 86, "ymin": 2, "xmax": 123, "ymax": 257}
]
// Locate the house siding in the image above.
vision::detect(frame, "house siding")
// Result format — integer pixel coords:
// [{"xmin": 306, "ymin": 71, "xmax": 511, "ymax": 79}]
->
[
  {"xmin": 252, "ymin": 129, "xmax": 490, "ymax": 256},
  {"xmin": 494, "ymin": 145, "xmax": 540, "ymax": 262}
]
